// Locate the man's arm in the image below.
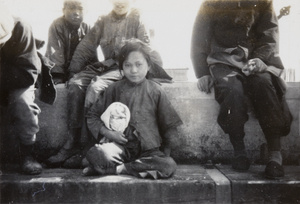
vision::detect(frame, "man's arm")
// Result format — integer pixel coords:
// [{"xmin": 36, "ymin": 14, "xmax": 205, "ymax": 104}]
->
[
  {"xmin": 251, "ymin": 1, "xmax": 284, "ymax": 71},
  {"xmin": 45, "ymin": 20, "xmax": 66, "ymax": 75},
  {"xmin": 191, "ymin": 1, "xmax": 215, "ymax": 93},
  {"xmin": 68, "ymin": 17, "xmax": 103, "ymax": 78},
  {"xmin": 6, "ymin": 20, "xmax": 41, "ymax": 89},
  {"xmin": 191, "ymin": 1, "xmax": 213, "ymax": 79}
]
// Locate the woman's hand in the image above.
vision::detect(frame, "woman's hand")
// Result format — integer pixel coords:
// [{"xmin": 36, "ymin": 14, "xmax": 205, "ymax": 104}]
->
[{"xmin": 102, "ymin": 128, "xmax": 128, "ymax": 145}]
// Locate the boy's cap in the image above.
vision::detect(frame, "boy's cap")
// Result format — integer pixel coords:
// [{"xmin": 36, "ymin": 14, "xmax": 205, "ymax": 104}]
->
[{"xmin": 63, "ymin": 0, "xmax": 85, "ymax": 8}]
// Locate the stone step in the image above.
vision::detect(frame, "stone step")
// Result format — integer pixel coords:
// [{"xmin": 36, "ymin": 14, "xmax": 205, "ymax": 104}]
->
[{"xmin": 1, "ymin": 165, "xmax": 300, "ymax": 203}]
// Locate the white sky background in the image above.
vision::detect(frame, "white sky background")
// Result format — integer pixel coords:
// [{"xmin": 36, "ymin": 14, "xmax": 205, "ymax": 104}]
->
[{"xmin": 1, "ymin": 0, "xmax": 300, "ymax": 81}]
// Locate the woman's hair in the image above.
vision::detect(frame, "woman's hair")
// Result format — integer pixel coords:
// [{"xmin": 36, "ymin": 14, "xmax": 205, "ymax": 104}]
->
[{"xmin": 118, "ymin": 38, "xmax": 153, "ymax": 70}]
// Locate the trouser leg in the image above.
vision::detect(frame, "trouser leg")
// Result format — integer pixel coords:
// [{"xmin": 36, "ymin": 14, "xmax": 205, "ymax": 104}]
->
[
  {"xmin": 68, "ymin": 70, "xmax": 96, "ymax": 129},
  {"xmin": 86, "ymin": 143, "xmax": 125, "ymax": 169},
  {"xmin": 245, "ymin": 72, "xmax": 292, "ymax": 139},
  {"xmin": 210, "ymin": 65, "xmax": 248, "ymax": 151},
  {"xmin": 8, "ymin": 85, "xmax": 40, "ymax": 145},
  {"xmin": 86, "ymin": 144, "xmax": 176, "ymax": 179},
  {"xmin": 84, "ymin": 69, "xmax": 122, "ymax": 109},
  {"xmin": 7, "ymin": 86, "xmax": 42, "ymax": 174},
  {"xmin": 124, "ymin": 149, "xmax": 177, "ymax": 179},
  {"xmin": 47, "ymin": 70, "xmax": 97, "ymax": 166},
  {"xmin": 245, "ymin": 73, "xmax": 291, "ymax": 177}
]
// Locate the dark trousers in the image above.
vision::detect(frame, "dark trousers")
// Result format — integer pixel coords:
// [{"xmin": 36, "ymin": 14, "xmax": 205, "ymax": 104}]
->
[
  {"xmin": 87, "ymin": 142, "xmax": 177, "ymax": 179},
  {"xmin": 0, "ymin": 85, "xmax": 40, "ymax": 146},
  {"xmin": 67, "ymin": 68, "xmax": 121, "ymax": 146},
  {"xmin": 68, "ymin": 68, "xmax": 121, "ymax": 128},
  {"xmin": 210, "ymin": 64, "xmax": 292, "ymax": 149}
]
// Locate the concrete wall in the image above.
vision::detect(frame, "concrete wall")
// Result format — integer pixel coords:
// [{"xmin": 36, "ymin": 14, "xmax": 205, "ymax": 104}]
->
[{"xmin": 33, "ymin": 82, "xmax": 300, "ymax": 164}]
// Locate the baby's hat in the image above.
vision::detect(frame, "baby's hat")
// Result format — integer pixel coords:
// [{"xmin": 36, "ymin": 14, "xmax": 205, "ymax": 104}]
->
[{"xmin": 101, "ymin": 102, "xmax": 130, "ymax": 131}]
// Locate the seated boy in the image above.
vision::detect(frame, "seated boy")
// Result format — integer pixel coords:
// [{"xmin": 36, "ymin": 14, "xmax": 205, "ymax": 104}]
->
[
  {"xmin": 45, "ymin": 0, "xmax": 90, "ymax": 84},
  {"xmin": 83, "ymin": 39, "xmax": 182, "ymax": 179}
]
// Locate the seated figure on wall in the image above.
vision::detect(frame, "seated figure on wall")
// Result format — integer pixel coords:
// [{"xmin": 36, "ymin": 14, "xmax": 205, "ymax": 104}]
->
[
  {"xmin": 45, "ymin": 0, "xmax": 90, "ymax": 84},
  {"xmin": 191, "ymin": 0, "xmax": 292, "ymax": 179}
]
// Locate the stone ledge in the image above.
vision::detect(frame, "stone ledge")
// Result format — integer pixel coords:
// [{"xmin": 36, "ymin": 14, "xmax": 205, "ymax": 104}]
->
[
  {"xmin": 1, "ymin": 164, "xmax": 300, "ymax": 203},
  {"xmin": 217, "ymin": 164, "xmax": 300, "ymax": 203},
  {"xmin": 0, "ymin": 165, "xmax": 216, "ymax": 203},
  {"xmin": 1, "ymin": 82, "xmax": 299, "ymax": 164},
  {"xmin": 31, "ymin": 82, "xmax": 300, "ymax": 164},
  {"xmin": 161, "ymin": 82, "xmax": 300, "ymax": 163}
]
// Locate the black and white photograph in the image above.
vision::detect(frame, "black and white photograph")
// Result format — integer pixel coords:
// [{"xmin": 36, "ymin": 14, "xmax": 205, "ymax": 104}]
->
[{"xmin": 1, "ymin": 0, "xmax": 300, "ymax": 203}]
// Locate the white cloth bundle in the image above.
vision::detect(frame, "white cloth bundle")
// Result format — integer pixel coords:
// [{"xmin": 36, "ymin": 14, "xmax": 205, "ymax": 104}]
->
[{"xmin": 101, "ymin": 102, "xmax": 130, "ymax": 133}]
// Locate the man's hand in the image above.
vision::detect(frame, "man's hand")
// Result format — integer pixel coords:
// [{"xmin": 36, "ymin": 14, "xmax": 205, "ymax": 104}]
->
[
  {"xmin": 197, "ymin": 75, "xmax": 214, "ymax": 93},
  {"xmin": 242, "ymin": 58, "xmax": 268, "ymax": 76}
]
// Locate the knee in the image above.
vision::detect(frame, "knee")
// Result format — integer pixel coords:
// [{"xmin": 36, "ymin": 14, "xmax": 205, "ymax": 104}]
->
[
  {"xmin": 68, "ymin": 78, "xmax": 79, "ymax": 89},
  {"xmin": 89, "ymin": 78, "xmax": 106, "ymax": 92},
  {"xmin": 11, "ymin": 93, "xmax": 40, "ymax": 117},
  {"xmin": 215, "ymin": 82, "xmax": 244, "ymax": 103},
  {"xmin": 248, "ymin": 73, "xmax": 274, "ymax": 91},
  {"xmin": 86, "ymin": 145, "xmax": 108, "ymax": 168}
]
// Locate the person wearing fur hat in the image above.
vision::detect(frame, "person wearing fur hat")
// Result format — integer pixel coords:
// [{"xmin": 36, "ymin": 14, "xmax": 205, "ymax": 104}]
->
[
  {"xmin": 83, "ymin": 39, "xmax": 182, "ymax": 179},
  {"xmin": 0, "ymin": 6, "xmax": 42, "ymax": 174}
]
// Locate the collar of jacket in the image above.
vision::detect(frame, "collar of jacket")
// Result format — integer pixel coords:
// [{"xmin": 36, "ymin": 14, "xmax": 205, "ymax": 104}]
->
[
  {"xmin": 111, "ymin": 10, "xmax": 130, "ymax": 22},
  {"xmin": 124, "ymin": 77, "xmax": 147, "ymax": 87}
]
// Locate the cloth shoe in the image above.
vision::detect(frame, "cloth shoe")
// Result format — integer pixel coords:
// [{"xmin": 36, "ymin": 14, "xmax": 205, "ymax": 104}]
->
[
  {"xmin": 46, "ymin": 147, "xmax": 79, "ymax": 167},
  {"xmin": 19, "ymin": 144, "xmax": 42, "ymax": 175},
  {"xmin": 62, "ymin": 153, "xmax": 84, "ymax": 169},
  {"xmin": 21, "ymin": 156, "xmax": 42, "ymax": 175},
  {"xmin": 232, "ymin": 155, "xmax": 250, "ymax": 171},
  {"xmin": 265, "ymin": 161, "xmax": 284, "ymax": 179}
]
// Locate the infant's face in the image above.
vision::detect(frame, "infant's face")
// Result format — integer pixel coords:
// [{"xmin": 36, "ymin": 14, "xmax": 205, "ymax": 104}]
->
[{"xmin": 109, "ymin": 109, "xmax": 127, "ymax": 132}]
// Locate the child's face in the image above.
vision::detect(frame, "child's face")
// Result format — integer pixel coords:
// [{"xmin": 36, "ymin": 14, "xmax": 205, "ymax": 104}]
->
[
  {"xmin": 123, "ymin": 51, "xmax": 150, "ymax": 84},
  {"xmin": 63, "ymin": 1, "xmax": 84, "ymax": 27},
  {"xmin": 111, "ymin": 0, "xmax": 133, "ymax": 16}
]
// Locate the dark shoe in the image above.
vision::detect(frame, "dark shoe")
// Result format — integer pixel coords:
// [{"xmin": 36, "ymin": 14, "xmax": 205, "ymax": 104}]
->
[
  {"xmin": 265, "ymin": 161, "xmax": 284, "ymax": 179},
  {"xmin": 62, "ymin": 153, "xmax": 84, "ymax": 169},
  {"xmin": 21, "ymin": 156, "xmax": 42, "ymax": 175},
  {"xmin": 232, "ymin": 155, "xmax": 251, "ymax": 171},
  {"xmin": 47, "ymin": 148, "xmax": 79, "ymax": 167}
]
